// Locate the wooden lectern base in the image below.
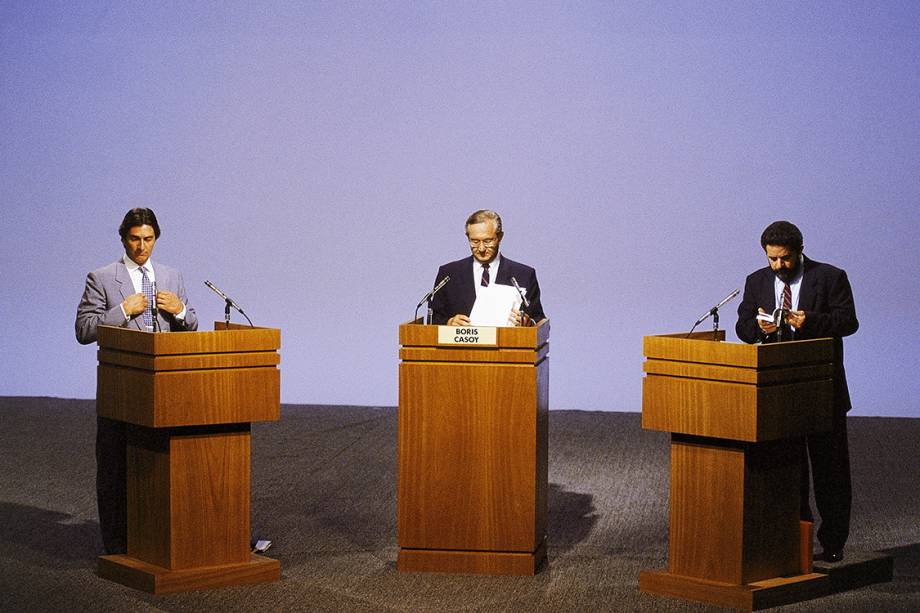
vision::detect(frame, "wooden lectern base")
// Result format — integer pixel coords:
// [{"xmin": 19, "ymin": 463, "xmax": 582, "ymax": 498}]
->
[
  {"xmin": 640, "ymin": 569, "xmax": 830, "ymax": 611},
  {"xmin": 98, "ymin": 553, "xmax": 280, "ymax": 594},
  {"xmin": 641, "ymin": 550, "xmax": 894, "ymax": 611},
  {"xmin": 398, "ymin": 539, "xmax": 546, "ymax": 576}
]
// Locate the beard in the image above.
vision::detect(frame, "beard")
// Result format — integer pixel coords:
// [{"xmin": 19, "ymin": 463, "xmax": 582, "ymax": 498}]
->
[{"xmin": 774, "ymin": 261, "xmax": 801, "ymax": 283}]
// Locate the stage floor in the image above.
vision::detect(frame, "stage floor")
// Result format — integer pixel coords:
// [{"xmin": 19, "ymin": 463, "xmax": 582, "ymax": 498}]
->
[{"xmin": 1, "ymin": 397, "xmax": 917, "ymax": 612}]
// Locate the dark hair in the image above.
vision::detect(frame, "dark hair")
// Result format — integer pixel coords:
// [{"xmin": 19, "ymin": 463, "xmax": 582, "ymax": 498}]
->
[
  {"xmin": 465, "ymin": 209, "xmax": 503, "ymax": 234},
  {"xmin": 118, "ymin": 208, "xmax": 161, "ymax": 240},
  {"xmin": 760, "ymin": 220, "xmax": 802, "ymax": 252}
]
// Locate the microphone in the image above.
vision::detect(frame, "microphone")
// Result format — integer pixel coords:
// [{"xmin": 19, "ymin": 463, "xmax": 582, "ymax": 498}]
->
[
  {"xmin": 150, "ymin": 281, "xmax": 160, "ymax": 332},
  {"xmin": 415, "ymin": 276, "xmax": 450, "ymax": 323},
  {"xmin": 204, "ymin": 280, "xmax": 254, "ymax": 326},
  {"xmin": 510, "ymin": 276, "xmax": 530, "ymax": 309},
  {"xmin": 774, "ymin": 307, "xmax": 791, "ymax": 342},
  {"xmin": 686, "ymin": 288, "xmax": 740, "ymax": 337},
  {"xmin": 692, "ymin": 288, "xmax": 740, "ymax": 327},
  {"xmin": 416, "ymin": 276, "xmax": 450, "ymax": 309}
]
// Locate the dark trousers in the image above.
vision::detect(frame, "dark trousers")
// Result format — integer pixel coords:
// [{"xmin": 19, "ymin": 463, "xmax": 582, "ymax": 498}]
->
[
  {"xmin": 800, "ymin": 410, "xmax": 852, "ymax": 552},
  {"xmin": 96, "ymin": 416, "xmax": 127, "ymax": 555}
]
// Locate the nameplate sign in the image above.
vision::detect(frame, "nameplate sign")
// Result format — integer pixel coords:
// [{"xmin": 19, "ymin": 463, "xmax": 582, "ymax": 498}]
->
[{"xmin": 437, "ymin": 325, "xmax": 498, "ymax": 346}]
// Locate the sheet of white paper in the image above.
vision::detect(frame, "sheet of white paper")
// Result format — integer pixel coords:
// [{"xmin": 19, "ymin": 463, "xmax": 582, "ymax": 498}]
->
[{"xmin": 469, "ymin": 284, "xmax": 525, "ymax": 327}]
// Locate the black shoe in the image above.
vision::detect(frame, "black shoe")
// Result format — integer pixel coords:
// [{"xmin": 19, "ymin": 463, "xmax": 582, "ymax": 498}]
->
[
  {"xmin": 103, "ymin": 541, "xmax": 127, "ymax": 556},
  {"xmin": 820, "ymin": 548, "xmax": 844, "ymax": 563}
]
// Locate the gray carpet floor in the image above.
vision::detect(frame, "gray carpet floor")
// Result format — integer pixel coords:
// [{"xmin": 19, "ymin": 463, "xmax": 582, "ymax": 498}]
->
[{"xmin": 0, "ymin": 397, "xmax": 918, "ymax": 612}]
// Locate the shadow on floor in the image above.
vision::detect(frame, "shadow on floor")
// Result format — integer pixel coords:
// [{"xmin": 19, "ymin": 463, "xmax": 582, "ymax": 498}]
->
[{"xmin": 0, "ymin": 502, "xmax": 100, "ymax": 567}]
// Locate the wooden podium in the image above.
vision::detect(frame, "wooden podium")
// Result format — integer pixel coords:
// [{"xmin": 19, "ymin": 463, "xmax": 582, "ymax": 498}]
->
[
  {"xmin": 397, "ymin": 320, "xmax": 549, "ymax": 575},
  {"xmin": 639, "ymin": 331, "xmax": 835, "ymax": 610},
  {"xmin": 94, "ymin": 323, "xmax": 281, "ymax": 593}
]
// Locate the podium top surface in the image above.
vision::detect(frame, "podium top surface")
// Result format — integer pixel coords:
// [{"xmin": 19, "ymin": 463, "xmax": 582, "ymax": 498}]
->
[
  {"xmin": 399, "ymin": 319, "xmax": 549, "ymax": 350},
  {"xmin": 644, "ymin": 332, "xmax": 833, "ymax": 369},
  {"xmin": 97, "ymin": 322, "xmax": 280, "ymax": 356}
]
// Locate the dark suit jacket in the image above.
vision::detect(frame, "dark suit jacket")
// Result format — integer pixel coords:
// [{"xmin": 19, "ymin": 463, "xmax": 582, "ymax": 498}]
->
[
  {"xmin": 735, "ymin": 255, "xmax": 858, "ymax": 412},
  {"xmin": 430, "ymin": 255, "xmax": 546, "ymax": 325},
  {"xmin": 76, "ymin": 258, "xmax": 198, "ymax": 344}
]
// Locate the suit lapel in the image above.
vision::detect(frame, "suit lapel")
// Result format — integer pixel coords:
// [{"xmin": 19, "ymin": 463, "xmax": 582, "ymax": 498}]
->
[
  {"xmin": 494, "ymin": 255, "xmax": 512, "ymax": 286},
  {"xmin": 757, "ymin": 269, "xmax": 776, "ymax": 311},
  {"xmin": 455, "ymin": 256, "xmax": 476, "ymax": 316},
  {"xmin": 150, "ymin": 262, "xmax": 165, "ymax": 331},
  {"xmin": 115, "ymin": 259, "xmax": 144, "ymax": 331},
  {"xmin": 797, "ymin": 256, "xmax": 818, "ymax": 311}
]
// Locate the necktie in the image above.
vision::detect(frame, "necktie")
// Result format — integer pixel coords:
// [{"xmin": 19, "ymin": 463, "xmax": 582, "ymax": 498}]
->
[
  {"xmin": 481, "ymin": 263, "xmax": 490, "ymax": 287},
  {"xmin": 140, "ymin": 266, "xmax": 154, "ymax": 329},
  {"xmin": 781, "ymin": 282, "xmax": 792, "ymax": 338}
]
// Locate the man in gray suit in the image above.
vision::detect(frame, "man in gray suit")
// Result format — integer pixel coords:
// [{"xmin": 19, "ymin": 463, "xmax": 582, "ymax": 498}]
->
[{"xmin": 75, "ymin": 207, "xmax": 197, "ymax": 554}]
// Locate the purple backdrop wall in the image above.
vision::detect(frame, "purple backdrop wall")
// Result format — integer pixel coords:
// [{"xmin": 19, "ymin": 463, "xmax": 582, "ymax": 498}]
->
[{"xmin": 2, "ymin": 2, "xmax": 918, "ymax": 416}]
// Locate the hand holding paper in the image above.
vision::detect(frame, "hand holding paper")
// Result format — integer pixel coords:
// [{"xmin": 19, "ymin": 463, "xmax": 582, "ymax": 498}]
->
[{"xmin": 469, "ymin": 284, "xmax": 525, "ymax": 327}]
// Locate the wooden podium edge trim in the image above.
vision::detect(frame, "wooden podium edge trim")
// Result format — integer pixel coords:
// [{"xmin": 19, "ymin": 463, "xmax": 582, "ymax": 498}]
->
[{"xmin": 397, "ymin": 539, "xmax": 547, "ymax": 576}]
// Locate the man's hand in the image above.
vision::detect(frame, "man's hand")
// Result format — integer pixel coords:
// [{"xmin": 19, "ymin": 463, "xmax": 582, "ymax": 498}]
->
[
  {"xmin": 447, "ymin": 314, "xmax": 471, "ymax": 327},
  {"xmin": 156, "ymin": 290, "xmax": 184, "ymax": 315},
  {"xmin": 122, "ymin": 293, "xmax": 148, "ymax": 317},
  {"xmin": 786, "ymin": 310, "xmax": 806, "ymax": 329},
  {"xmin": 509, "ymin": 308, "xmax": 531, "ymax": 327},
  {"xmin": 757, "ymin": 307, "xmax": 778, "ymax": 334}
]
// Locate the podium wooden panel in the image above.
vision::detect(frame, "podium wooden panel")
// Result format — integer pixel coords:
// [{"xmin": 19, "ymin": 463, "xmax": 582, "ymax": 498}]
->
[
  {"xmin": 95, "ymin": 323, "xmax": 281, "ymax": 593},
  {"xmin": 639, "ymin": 331, "xmax": 836, "ymax": 610},
  {"xmin": 397, "ymin": 320, "xmax": 549, "ymax": 575}
]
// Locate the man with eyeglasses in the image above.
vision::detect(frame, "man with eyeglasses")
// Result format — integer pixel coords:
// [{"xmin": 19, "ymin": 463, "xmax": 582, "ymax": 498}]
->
[{"xmin": 429, "ymin": 209, "xmax": 546, "ymax": 326}]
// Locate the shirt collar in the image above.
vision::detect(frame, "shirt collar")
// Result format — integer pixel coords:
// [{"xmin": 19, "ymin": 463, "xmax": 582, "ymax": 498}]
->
[
  {"xmin": 123, "ymin": 254, "xmax": 153, "ymax": 273},
  {"xmin": 474, "ymin": 252, "xmax": 500, "ymax": 272}
]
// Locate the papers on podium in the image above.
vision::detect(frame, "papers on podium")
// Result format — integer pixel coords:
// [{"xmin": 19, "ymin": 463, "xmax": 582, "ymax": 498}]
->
[{"xmin": 469, "ymin": 284, "xmax": 525, "ymax": 327}]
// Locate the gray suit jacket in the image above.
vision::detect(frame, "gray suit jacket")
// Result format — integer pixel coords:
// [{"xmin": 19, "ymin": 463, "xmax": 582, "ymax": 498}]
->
[{"xmin": 75, "ymin": 258, "xmax": 198, "ymax": 344}]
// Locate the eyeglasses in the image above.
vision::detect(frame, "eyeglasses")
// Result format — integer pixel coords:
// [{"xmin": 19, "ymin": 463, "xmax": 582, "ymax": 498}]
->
[{"xmin": 468, "ymin": 238, "xmax": 498, "ymax": 248}]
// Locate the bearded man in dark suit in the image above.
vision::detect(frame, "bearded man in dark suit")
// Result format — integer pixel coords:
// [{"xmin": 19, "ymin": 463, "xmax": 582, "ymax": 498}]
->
[
  {"xmin": 736, "ymin": 220, "xmax": 858, "ymax": 563},
  {"xmin": 430, "ymin": 209, "xmax": 546, "ymax": 327}
]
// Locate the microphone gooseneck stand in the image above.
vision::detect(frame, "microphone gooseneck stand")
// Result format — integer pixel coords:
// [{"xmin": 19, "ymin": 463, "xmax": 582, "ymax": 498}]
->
[
  {"xmin": 415, "ymin": 276, "xmax": 450, "ymax": 325},
  {"xmin": 204, "ymin": 280, "xmax": 254, "ymax": 328},
  {"xmin": 686, "ymin": 288, "xmax": 741, "ymax": 339},
  {"xmin": 775, "ymin": 308, "xmax": 789, "ymax": 342},
  {"xmin": 150, "ymin": 281, "xmax": 161, "ymax": 332},
  {"xmin": 510, "ymin": 276, "xmax": 531, "ymax": 326}
]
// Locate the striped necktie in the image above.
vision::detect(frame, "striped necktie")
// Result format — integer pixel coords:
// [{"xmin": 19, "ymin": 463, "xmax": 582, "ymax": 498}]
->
[
  {"xmin": 781, "ymin": 282, "xmax": 792, "ymax": 338},
  {"xmin": 481, "ymin": 263, "xmax": 490, "ymax": 287}
]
